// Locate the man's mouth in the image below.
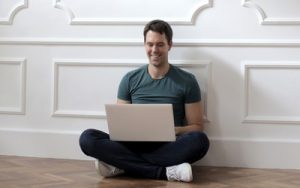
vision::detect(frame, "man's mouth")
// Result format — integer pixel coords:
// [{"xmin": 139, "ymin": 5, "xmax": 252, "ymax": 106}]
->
[{"xmin": 151, "ymin": 55, "xmax": 160, "ymax": 61}]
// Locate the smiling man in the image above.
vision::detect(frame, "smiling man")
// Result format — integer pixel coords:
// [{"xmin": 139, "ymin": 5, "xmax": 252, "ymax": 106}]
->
[{"xmin": 79, "ymin": 20, "xmax": 209, "ymax": 182}]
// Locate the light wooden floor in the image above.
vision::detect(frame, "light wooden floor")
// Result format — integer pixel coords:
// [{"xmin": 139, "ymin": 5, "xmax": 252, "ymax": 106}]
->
[{"xmin": 1, "ymin": 155, "xmax": 299, "ymax": 188}]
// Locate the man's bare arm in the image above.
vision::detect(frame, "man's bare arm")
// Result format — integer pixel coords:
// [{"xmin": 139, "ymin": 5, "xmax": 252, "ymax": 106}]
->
[{"xmin": 175, "ymin": 101, "xmax": 204, "ymax": 135}]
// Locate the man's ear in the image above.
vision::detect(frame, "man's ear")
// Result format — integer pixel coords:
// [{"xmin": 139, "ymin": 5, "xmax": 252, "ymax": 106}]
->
[{"xmin": 168, "ymin": 41, "xmax": 173, "ymax": 51}]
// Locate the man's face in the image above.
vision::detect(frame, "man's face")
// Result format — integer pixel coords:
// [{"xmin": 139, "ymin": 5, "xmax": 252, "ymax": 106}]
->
[{"xmin": 144, "ymin": 31, "xmax": 172, "ymax": 67}]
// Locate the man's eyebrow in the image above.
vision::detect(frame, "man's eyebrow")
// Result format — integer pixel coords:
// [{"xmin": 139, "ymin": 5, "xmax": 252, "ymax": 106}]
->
[{"xmin": 146, "ymin": 41, "xmax": 165, "ymax": 44}]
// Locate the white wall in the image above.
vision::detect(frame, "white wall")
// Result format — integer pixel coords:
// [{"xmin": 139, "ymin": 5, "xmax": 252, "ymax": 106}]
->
[{"xmin": 1, "ymin": 0, "xmax": 300, "ymax": 169}]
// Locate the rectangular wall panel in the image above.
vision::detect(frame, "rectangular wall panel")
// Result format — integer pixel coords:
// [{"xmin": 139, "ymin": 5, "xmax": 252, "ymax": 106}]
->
[
  {"xmin": 0, "ymin": 58, "xmax": 26, "ymax": 114},
  {"xmin": 53, "ymin": 59, "xmax": 210, "ymax": 119},
  {"xmin": 243, "ymin": 61, "xmax": 300, "ymax": 124}
]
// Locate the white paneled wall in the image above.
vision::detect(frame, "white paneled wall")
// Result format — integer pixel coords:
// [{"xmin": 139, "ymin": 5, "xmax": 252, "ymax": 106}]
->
[{"xmin": 0, "ymin": 0, "xmax": 300, "ymax": 169}]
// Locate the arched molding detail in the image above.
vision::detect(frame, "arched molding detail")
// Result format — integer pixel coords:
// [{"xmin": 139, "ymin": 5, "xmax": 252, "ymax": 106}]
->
[
  {"xmin": 53, "ymin": 0, "xmax": 212, "ymax": 25},
  {"xmin": 189, "ymin": 0, "xmax": 213, "ymax": 25},
  {"xmin": 0, "ymin": 0, "xmax": 28, "ymax": 25},
  {"xmin": 242, "ymin": 0, "xmax": 300, "ymax": 25}
]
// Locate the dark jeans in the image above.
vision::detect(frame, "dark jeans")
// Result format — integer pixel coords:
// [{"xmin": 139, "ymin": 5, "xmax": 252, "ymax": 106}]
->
[{"xmin": 79, "ymin": 129, "xmax": 209, "ymax": 179}]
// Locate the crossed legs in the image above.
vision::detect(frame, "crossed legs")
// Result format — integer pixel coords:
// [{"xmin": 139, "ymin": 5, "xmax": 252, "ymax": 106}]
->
[{"xmin": 79, "ymin": 129, "xmax": 209, "ymax": 179}]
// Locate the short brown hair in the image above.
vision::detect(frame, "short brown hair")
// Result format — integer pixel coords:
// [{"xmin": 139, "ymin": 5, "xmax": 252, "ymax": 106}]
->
[{"xmin": 143, "ymin": 20, "xmax": 173, "ymax": 44}]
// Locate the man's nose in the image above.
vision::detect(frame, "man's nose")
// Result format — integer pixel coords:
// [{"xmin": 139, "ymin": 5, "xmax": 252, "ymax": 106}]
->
[{"xmin": 152, "ymin": 45, "xmax": 158, "ymax": 52}]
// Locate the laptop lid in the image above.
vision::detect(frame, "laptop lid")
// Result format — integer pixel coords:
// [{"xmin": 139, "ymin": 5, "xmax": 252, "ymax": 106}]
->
[{"xmin": 105, "ymin": 104, "xmax": 176, "ymax": 142}]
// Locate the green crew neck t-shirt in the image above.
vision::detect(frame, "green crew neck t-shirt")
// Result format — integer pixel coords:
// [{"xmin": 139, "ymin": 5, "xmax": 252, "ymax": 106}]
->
[{"xmin": 117, "ymin": 64, "xmax": 201, "ymax": 126}]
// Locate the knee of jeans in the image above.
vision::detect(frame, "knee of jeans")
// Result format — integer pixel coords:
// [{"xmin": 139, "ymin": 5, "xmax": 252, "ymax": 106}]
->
[
  {"xmin": 79, "ymin": 129, "xmax": 95, "ymax": 155},
  {"xmin": 189, "ymin": 132, "xmax": 210, "ymax": 156}
]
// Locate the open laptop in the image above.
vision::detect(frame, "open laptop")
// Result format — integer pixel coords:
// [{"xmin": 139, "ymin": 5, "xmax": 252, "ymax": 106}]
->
[{"xmin": 105, "ymin": 104, "xmax": 176, "ymax": 142}]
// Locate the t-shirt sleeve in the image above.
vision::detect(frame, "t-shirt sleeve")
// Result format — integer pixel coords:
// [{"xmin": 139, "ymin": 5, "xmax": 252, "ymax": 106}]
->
[
  {"xmin": 117, "ymin": 74, "xmax": 131, "ymax": 102},
  {"xmin": 184, "ymin": 75, "xmax": 201, "ymax": 103}
]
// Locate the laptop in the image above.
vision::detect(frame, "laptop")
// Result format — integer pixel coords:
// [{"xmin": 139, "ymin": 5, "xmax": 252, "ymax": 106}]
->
[{"xmin": 105, "ymin": 104, "xmax": 176, "ymax": 142}]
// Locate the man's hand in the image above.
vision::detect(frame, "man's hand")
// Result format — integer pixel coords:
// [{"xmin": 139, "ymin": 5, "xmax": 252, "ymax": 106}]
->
[{"xmin": 117, "ymin": 99, "xmax": 131, "ymax": 104}]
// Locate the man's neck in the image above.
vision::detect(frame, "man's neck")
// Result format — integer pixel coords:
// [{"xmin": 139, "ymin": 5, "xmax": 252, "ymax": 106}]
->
[{"xmin": 148, "ymin": 63, "xmax": 170, "ymax": 79}]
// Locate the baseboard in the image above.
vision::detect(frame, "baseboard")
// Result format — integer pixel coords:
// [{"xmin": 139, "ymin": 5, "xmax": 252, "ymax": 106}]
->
[
  {"xmin": 196, "ymin": 137, "xmax": 300, "ymax": 170},
  {"xmin": 1, "ymin": 129, "xmax": 300, "ymax": 169},
  {"xmin": 0, "ymin": 128, "xmax": 91, "ymax": 160}
]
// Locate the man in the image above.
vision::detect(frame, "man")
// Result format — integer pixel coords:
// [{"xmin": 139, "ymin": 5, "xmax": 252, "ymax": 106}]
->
[{"xmin": 79, "ymin": 20, "xmax": 209, "ymax": 182}]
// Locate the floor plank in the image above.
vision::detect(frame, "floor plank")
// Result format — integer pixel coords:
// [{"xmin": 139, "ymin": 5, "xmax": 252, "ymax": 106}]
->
[{"xmin": 0, "ymin": 155, "xmax": 299, "ymax": 188}]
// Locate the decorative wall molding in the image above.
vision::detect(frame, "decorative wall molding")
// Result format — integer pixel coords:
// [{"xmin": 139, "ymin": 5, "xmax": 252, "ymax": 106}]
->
[
  {"xmin": 243, "ymin": 61, "xmax": 300, "ymax": 124},
  {"xmin": 2, "ymin": 127, "xmax": 300, "ymax": 167},
  {"xmin": 0, "ymin": 58, "xmax": 26, "ymax": 114},
  {"xmin": 52, "ymin": 59, "xmax": 211, "ymax": 120},
  {"xmin": 0, "ymin": 0, "xmax": 28, "ymax": 25},
  {"xmin": 2, "ymin": 38, "xmax": 300, "ymax": 47},
  {"xmin": 52, "ymin": 59, "xmax": 144, "ymax": 119},
  {"xmin": 242, "ymin": 0, "xmax": 300, "ymax": 25},
  {"xmin": 53, "ymin": 0, "xmax": 212, "ymax": 25}
]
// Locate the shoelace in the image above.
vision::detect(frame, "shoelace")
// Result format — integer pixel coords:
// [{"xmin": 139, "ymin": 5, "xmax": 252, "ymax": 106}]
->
[{"xmin": 167, "ymin": 166, "xmax": 179, "ymax": 180}]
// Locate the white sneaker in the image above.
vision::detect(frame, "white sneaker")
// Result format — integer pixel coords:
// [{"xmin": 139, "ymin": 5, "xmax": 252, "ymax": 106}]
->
[
  {"xmin": 95, "ymin": 160, "xmax": 124, "ymax": 177},
  {"xmin": 166, "ymin": 163, "xmax": 193, "ymax": 182}
]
